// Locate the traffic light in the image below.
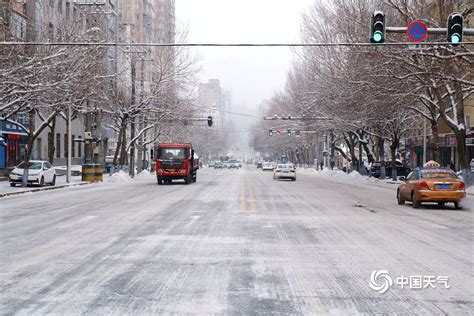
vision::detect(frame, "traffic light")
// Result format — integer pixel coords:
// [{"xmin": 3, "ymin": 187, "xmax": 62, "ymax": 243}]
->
[
  {"xmin": 370, "ymin": 11, "xmax": 386, "ymax": 43},
  {"xmin": 207, "ymin": 116, "xmax": 213, "ymax": 127},
  {"xmin": 447, "ymin": 13, "xmax": 464, "ymax": 45},
  {"xmin": 269, "ymin": 129, "xmax": 273, "ymax": 137},
  {"xmin": 287, "ymin": 128, "xmax": 291, "ymax": 136}
]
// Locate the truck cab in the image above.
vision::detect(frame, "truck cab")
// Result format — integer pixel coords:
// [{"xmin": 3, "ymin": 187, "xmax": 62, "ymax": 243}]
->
[{"xmin": 155, "ymin": 143, "xmax": 199, "ymax": 185}]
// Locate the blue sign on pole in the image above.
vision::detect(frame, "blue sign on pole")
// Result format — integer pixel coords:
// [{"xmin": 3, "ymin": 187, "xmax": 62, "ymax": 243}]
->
[{"xmin": 406, "ymin": 21, "xmax": 428, "ymax": 42}]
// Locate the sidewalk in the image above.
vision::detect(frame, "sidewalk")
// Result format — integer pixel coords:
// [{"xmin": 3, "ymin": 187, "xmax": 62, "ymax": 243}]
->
[
  {"xmin": 308, "ymin": 168, "xmax": 474, "ymax": 196},
  {"xmin": 0, "ymin": 175, "xmax": 90, "ymax": 198},
  {"xmin": 0, "ymin": 170, "xmax": 155, "ymax": 198}
]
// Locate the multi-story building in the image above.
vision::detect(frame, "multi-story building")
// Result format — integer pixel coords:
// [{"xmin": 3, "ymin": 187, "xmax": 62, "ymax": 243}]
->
[
  {"xmin": 0, "ymin": 1, "xmax": 28, "ymax": 171},
  {"xmin": 198, "ymin": 79, "xmax": 232, "ymax": 129}
]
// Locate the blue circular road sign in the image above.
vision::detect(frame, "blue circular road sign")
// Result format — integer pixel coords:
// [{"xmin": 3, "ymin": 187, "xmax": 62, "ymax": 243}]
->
[{"xmin": 406, "ymin": 21, "xmax": 428, "ymax": 42}]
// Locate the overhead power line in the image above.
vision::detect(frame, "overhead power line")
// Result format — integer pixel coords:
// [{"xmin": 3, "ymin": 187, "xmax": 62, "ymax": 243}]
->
[{"xmin": 1, "ymin": 41, "xmax": 474, "ymax": 47}]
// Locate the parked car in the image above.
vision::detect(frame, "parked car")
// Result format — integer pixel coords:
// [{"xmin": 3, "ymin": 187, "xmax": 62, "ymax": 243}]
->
[
  {"xmin": 208, "ymin": 161, "xmax": 216, "ymax": 168},
  {"xmin": 273, "ymin": 164, "xmax": 296, "ymax": 181},
  {"xmin": 397, "ymin": 163, "xmax": 465, "ymax": 209},
  {"xmin": 371, "ymin": 161, "xmax": 411, "ymax": 179},
  {"xmin": 9, "ymin": 160, "xmax": 56, "ymax": 187},
  {"xmin": 262, "ymin": 161, "xmax": 274, "ymax": 171},
  {"xmin": 256, "ymin": 161, "xmax": 263, "ymax": 169},
  {"xmin": 214, "ymin": 162, "xmax": 224, "ymax": 169}
]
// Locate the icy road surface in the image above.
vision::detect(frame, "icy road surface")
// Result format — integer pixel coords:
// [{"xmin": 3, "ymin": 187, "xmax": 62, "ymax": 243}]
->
[{"xmin": 0, "ymin": 167, "xmax": 472, "ymax": 314}]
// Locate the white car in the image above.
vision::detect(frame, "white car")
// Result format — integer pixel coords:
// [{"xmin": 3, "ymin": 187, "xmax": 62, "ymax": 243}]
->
[
  {"xmin": 262, "ymin": 162, "xmax": 274, "ymax": 171},
  {"xmin": 9, "ymin": 160, "xmax": 57, "ymax": 187},
  {"xmin": 273, "ymin": 164, "xmax": 296, "ymax": 181}
]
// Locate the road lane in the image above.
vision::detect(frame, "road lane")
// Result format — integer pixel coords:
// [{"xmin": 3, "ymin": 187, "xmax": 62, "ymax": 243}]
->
[{"xmin": 0, "ymin": 167, "xmax": 472, "ymax": 314}]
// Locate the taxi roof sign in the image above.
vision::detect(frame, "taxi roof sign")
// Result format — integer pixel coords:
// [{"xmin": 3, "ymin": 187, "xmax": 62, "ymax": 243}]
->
[{"xmin": 423, "ymin": 160, "xmax": 440, "ymax": 168}]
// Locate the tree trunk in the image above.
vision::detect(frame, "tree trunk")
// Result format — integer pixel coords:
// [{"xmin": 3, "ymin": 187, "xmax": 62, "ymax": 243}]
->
[
  {"xmin": 378, "ymin": 136, "xmax": 386, "ymax": 179},
  {"xmin": 429, "ymin": 119, "xmax": 440, "ymax": 163},
  {"xmin": 48, "ymin": 116, "xmax": 56, "ymax": 164}
]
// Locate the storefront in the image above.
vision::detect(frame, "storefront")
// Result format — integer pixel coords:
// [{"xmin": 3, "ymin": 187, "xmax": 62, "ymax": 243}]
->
[{"xmin": 0, "ymin": 119, "xmax": 28, "ymax": 170}]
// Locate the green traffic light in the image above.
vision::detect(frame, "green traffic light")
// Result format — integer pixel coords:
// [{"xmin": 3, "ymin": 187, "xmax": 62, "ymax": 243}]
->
[
  {"xmin": 451, "ymin": 33, "xmax": 461, "ymax": 43},
  {"xmin": 373, "ymin": 31, "xmax": 383, "ymax": 42}
]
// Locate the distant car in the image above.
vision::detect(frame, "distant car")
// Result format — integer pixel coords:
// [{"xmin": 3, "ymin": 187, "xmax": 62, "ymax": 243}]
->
[
  {"xmin": 262, "ymin": 162, "xmax": 274, "ymax": 171},
  {"xmin": 214, "ymin": 162, "xmax": 224, "ymax": 169},
  {"xmin": 9, "ymin": 160, "xmax": 56, "ymax": 187},
  {"xmin": 228, "ymin": 159, "xmax": 240, "ymax": 169},
  {"xmin": 223, "ymin": 161, "xmax": 230, "ymax": 168},
  {"xmin": 236, "ymin": 160, "xmax": 243, "ymax": 168},
  {"xmin": 208, "ymin": 161, "xmax": 216, "ymax": 168},
  {"xmin": 273, "ymin": 164, "xmax": 296, "ymax": 181},
  {"xmin": 256, "ymin": 161, "xmax": 262, "ymax": 169},
  {"xmin": 371, "ymin": 161, "xmax": 411, "ymax": 179},
  {"xmin": 397, "ymin": 165, "xmax": 466, "ymax": 209}
]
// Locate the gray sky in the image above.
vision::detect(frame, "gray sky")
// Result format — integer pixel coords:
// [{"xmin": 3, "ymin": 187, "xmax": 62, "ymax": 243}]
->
[{"xmin": 176, "ymin": 0, "xmax": 314, "ymax": 114}]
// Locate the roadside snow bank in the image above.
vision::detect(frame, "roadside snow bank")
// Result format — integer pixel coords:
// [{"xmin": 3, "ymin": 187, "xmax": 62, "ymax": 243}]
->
[
  {"xmin": 109, "ymin": 171, "xmax": 132, "ymax": 183},
  {"xmin": 135, "ymin": 170, "xmax": 153, "ymax": 180}
]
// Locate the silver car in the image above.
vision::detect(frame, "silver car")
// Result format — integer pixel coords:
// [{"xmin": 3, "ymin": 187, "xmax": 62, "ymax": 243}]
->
[{"xmin": 273, "ymin": 164, "xmax": 296, "ymax": 181}]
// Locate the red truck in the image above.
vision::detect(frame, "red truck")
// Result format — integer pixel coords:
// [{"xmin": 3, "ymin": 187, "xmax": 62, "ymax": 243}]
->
[{"xmin": 155, "ymin": 143, "xmax": 199, "ymax": 185}]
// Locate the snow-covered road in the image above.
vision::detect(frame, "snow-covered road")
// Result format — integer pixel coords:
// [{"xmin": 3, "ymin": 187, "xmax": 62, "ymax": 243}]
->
[{"xmin": 0, "ymin": 167, "xmax": 472, "ymax": 314}]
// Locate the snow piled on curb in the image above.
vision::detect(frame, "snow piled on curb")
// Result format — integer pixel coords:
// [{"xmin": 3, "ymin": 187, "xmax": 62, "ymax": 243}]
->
[
  {"xmin": 109, "ymin": 171, "xmax": 132, "ymax": 183},
  {"xmin": 134, "ymin": 170, "xmax": 153, "ymax": 179},
  {"xmin": 314, "ymin": 169, "xmax": 401, "ymax": 188}
]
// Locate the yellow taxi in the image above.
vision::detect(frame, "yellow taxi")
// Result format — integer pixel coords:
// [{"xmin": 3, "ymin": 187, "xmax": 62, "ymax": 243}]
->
[{"xmin": 397, "ymin": 161, "xmax": 466, "ymax": 209}]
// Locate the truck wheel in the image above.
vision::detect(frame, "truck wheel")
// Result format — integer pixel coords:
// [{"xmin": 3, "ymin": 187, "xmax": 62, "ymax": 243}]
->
[
  {"xmin": 157, "ymin": 178, "xmax": 163, "ymax": 185},
  {"xmin": 184, "ymin": 175, "xmax": 191, "ymax": 184},
  {"xmin": 193, "ymin": 174, "xmax": 197, "ymax": 183}
]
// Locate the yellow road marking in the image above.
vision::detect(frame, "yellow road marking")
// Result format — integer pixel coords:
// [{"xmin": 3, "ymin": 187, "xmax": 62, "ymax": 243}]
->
[
  {"xmin": 240, "ymin": 178, "xmax": 246, "ymax": 211},
  {"xmin": 249, "ymin": 186, "xmax": 256, "ymax": 211}
]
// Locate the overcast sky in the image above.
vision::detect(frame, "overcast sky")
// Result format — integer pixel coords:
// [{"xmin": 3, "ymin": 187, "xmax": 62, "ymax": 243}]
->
[{"xmin": 176, "ymin": 0, "xmax": 314, "ymax": 115}]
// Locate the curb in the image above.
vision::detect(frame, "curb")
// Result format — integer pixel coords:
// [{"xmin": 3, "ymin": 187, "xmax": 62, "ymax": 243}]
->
[{"xmin": 0, "ymin": 181, "xmax": 92, "ymax": 198}]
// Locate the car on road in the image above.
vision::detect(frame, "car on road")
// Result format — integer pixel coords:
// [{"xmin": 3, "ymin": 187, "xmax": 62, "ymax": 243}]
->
[
  {"xmin": 214, "ymin": 162, "xmax": 224, "ymax": 169},
  {"xmin": 256, "ymin": 161, "xmax": 263, "ymax": 169},
  {"xmin": 228, "ymin": 159, "xmax": 240, "ymax": 169},
  {"xmin": 208, "ymin": 161, "xmax": 216, "ymax": 168},
  {"xmin": 9, "ymin": 160, "xmax": 56, "ymax": 187},
  {"xmin": 273, "ymin": 164, "xmax": 296, "ymax": 181},
  {"xmin": 397, "ymin": 162, "xmax": 466, "ymax": 209},
  {"xmin": 370, "ymin": 161, "xmax": 411, "ymax": 179},
  {"xmin": 262, "ymin": 161, "xmax": 274, "ymax": 171}
]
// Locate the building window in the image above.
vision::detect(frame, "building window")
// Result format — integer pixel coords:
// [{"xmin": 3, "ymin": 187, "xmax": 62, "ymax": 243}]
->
[
  {"xmin": 56, "ymin": 133, "xmax": 61, "ymax": 158},
  {"xmin": 78, "ymin": 136, "xmax": 82, "ymax": 157},
  {"xmin": 71, "ymin": 135, "xmax": 75, "ymax": 158}
]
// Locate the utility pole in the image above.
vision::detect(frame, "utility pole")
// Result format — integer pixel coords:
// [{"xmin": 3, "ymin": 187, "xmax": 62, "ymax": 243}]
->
[
  {"xmin": 129, "ymin": 58, "xmax": 136, "ymax": 177},
  {"xmin": 66, "ymin": 103, "xmax": 71, "ymax": 183}
]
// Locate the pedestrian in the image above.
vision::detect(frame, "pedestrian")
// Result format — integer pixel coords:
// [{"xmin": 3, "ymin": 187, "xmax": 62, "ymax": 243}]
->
[
  {"xmin": 448, "ymin": 160, "xmax": 455, "ymax": 171},
  {"xmin": 320, "ymin": 161, "xmax": 324, "ymax": 171},
  {"xmin": 330, "ymin": 160, "xmax": 335, "ymax": 170}
]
